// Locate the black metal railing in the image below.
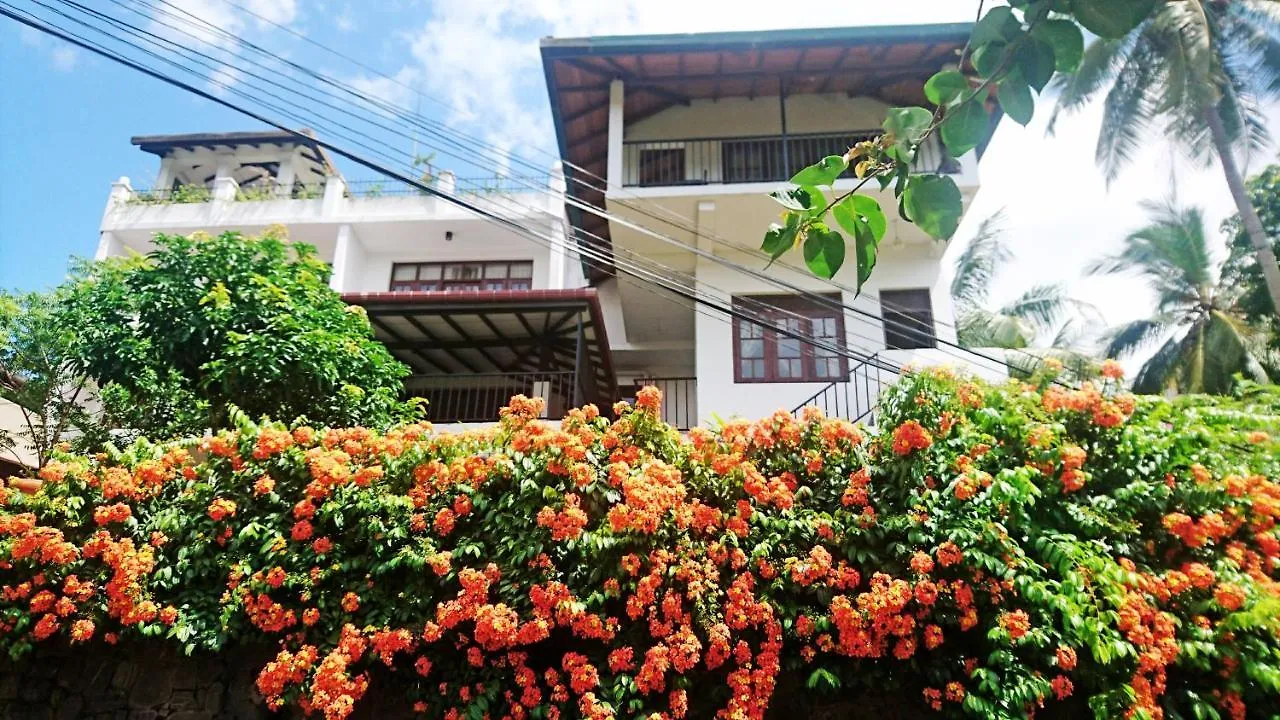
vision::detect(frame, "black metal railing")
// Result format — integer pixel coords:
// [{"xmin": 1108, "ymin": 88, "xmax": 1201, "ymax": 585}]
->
[
  {"xmin": 791, "ymin": 354, "xmax": 896, "ymax": 425},
  {"xmin": 633, "ymin": 377, "xmax": 697, "ymax": 430},
  {"xmin": 406, "ymin": 371, "xmax": 578, "ymax": 424},
  {"xmin": 346, "ymin": 175, "xmax": 551, "ymax": 198},
  {"xmin": 622, "ymin": 131, "xmax": 959, "ymax": 187}
]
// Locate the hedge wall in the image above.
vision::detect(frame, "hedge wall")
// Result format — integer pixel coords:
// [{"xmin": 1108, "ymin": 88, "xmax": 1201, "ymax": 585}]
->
[{"xmin": 2, "ymin": 368, "xmax": 1279, "ymax": 720}]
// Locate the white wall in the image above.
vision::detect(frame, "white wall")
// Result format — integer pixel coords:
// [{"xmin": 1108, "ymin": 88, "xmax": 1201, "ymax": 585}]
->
[
  {"xmin": 694, "ymin": 242, "xmax": 956, "ymax": 424},
  {"xmin": 625, "ymin": 93, "xmax": 891, "ymax": 141}
]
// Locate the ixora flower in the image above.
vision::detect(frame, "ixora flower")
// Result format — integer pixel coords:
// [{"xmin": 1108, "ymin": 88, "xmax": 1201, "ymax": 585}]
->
[{"xmin": 1, "ymin": 374, "xmax": 1277, "ymax": 719}]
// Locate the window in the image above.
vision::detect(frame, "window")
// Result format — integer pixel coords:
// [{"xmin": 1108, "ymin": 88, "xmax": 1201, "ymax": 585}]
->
[
  {"xmin": 731, "ymin": 294, "xmax": 848, "ymax": 383},
  {"xmin": 880, "ymin": 289, "xmax": 936, "ymax": 350},
  {"xmin": 722, "ymin": 139, "xmax": 781, "ymax": 184},
  {"xmin": 637, "ymin": 148, "xmax": 686, "ymax": 186},
  {"xmin": 390, "ymin": 261, "xmax": 533, "ymax": 293}
]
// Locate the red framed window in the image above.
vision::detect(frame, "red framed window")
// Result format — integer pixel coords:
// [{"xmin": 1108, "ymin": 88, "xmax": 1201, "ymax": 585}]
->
[
  {"xmin": 732, "ymin": 294, "xmax": 849, "ymax": 383},
  {"xmin": 390, "ymin": 261, "xmax": 533, "ymax": 293}
]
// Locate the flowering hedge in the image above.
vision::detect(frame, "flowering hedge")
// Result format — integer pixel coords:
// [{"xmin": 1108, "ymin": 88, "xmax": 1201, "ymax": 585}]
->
[{"xmin": 2, "ymin": 369, "xmax": 1280, "ymax": 720}]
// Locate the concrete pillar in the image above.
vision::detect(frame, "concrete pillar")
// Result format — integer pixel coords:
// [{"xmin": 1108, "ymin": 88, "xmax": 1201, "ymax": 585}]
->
[
  {"xmin": 106, "ymin": 177, "xmax": 133, "ymax": 206},
  {"xmin": 275, "ymin": 148, "xmax": 300, "ymax": 197},
  {"xmin": 322, "ymin": 176, "xmax": 346, "ymax": 217},
  {"xmin": 547, "ymin": 162, "xmax": 568, "ymax": 290},
  {"xmin": 154, "ymin": 158, "xmax": 175, "ymax": 192},
  {"xmin": 94, "ymin": 231, "xmax": 125, "ymax": 261},
  {"xmin": 211, "ymin": 177, "xmax": 238, "ymax": 202},
  {"xmin": 329, "ymin": 224, "xmax": 364, "ymax": 292},
  {"xmin": 213, "ymin": 153, "xmax": 237, "ymax": 182},
  {"xmin": 607, "ymin": 79, "xmax": 624, "ymax": 191},
  {"xmin": 436, "ymin": 171, "xmax": 456, "ymax": 194}
]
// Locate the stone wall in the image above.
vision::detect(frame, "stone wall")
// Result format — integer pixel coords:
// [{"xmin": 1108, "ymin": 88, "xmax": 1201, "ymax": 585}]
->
[
  {"xmin": 0, "ymin": 642, "xmax": 274, "ymax": 720},
  {"xmin": 1, "ymin": 642, "xmax": 1083, "ymax": 719}
]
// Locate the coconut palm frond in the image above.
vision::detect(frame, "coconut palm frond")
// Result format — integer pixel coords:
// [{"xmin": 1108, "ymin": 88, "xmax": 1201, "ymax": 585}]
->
[
  {"xmin": 1095, "ymin": 37, "xmax": 1165, "ymax": 184},
  {"xmin": 957, "ymin": 309, "xmax": 1034, "ymax": 350},
  {"xmin": 1131, "ymin": 330, "xmax": 1192, "ymax": 394},
  {"xmin": 1208, "ymin": 310, "xmax": 1271, "ymax": 386},
  {"xmin": 1047, "ymin": 35, "xmax": 1137, "ymax": 135},
  {"xmin": 999, "ymin": 284, "xmax": 1074, "ymax": 334},
  {"xmin": 1101, "ymin": 317, "xmax": 1172, "ymax": 360},
  {"xmin": 950, "ymin": 210, "xmax": 1010, "ymax": 310},
  {"xmin": 1089, "ymin": 199, "xmax": 1216, "ymax": 291}
]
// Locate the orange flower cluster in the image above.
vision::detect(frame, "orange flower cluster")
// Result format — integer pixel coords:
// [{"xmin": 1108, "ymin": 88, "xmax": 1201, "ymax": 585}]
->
[
  {"xmin": 4, "ymin": 372, "xmax": 1279, "ymax": 720},
  {"xmin": 891, "ymin": 420, "xmax": 933, "ymax": 456}
]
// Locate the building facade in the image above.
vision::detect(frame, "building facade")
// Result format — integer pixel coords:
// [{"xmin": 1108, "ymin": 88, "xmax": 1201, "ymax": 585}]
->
[{"xmin": 94, "ymin": 23, "xmax": 1002, "ymax": 430}]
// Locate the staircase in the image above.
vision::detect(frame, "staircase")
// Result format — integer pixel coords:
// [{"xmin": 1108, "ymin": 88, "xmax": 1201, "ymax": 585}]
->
[{"xmin": 791, "ymin": 354, "xmax": 897, "ymax": 425}]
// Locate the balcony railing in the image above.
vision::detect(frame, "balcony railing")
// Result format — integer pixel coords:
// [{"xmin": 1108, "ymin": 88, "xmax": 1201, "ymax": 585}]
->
[
  {"xmin": 621, "ymin": 130, "xmax": 959, "ymax": 188},
  {"xmin": 633, "ymin": 377, "xmax": 697, "ymax": 430},
  {"xmin": 792, "ymin": 354, "xmax": 897, "ymax": 426},
  {"xmin": 345, "ymin": 175, "xmax": 551, "ymax": 198},
  {"xmin": 405, "ymin": 371, "xmax": 579, "ymax": 424}
]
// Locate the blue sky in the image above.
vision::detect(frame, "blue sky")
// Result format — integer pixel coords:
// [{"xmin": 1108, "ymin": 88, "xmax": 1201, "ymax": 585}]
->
[{"xmin": 1, "ymin": 0, "xmax": 1273, "ymax": 358}]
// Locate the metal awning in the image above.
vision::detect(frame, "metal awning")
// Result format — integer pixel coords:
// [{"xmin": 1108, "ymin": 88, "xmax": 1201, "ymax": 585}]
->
[{"xmin": 343, "ymin": 289, "xmax": 617, "ymax": 405}]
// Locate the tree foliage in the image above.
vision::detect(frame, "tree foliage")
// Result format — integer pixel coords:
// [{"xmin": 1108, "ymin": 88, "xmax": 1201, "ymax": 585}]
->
[
  {"xmin": 3, "ymin": 372, "xmax": 1280, "ymax": 719},
  {"xmin": 1223, "ymin": 165, "xmax": 1280, "ymax": 369},
  {"xmin": 1090, "ymin": 200, "xmax": 1270, "ymax": 394},
  {"xmin": 55, "ymin": 229, "xmax": 414, "ymax": 442},
  {"xmin": 0, "ymin": 290, "xmax": 104, "ymax": 472},
  {"xmin": 761, "ymin": 0, "xmax": 1150, "ymax": 290}
]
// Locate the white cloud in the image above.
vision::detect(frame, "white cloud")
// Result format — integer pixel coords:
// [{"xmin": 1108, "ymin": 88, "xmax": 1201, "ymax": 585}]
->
[
  {"xmin": 50, "ymin": 46, "xmax": 78, "ymax": 72},
  {"xmin": 144, "ymin": 0, "xmax": 301, "ymax": 90},
  {"xmin": 335, "ymin": 7, "xmax": 356, "ymax": 33},
  {"xmin": 18, "ymin": 24, "xmax": 78, "ymax": 72}
]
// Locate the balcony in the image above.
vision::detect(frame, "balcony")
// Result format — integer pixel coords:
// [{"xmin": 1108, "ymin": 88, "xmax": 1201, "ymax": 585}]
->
[
  {"xmin": 406, "ymin": 371, "xmax": 581, "ymax": 424},
  {"xmin": 621, "ymin": 130, "xmax": 958, "ymax": 188}
]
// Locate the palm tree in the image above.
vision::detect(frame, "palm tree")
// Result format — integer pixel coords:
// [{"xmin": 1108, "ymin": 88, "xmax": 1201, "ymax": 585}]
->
[
  {"xmin": 1051, "ymin": 0, "xmax": 1280, "ymax": 320},
  {"xmin": 1090, "ymin": 199, "xmax": 1269, "ymax": 394},
  {"xmin": 952, "ymin": 211, "xmax": 1095, "ymax": 349}
]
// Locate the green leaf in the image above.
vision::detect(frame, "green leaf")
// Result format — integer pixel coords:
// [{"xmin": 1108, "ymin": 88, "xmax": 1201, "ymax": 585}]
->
[
  {"xmin": 997, "ymin": 74, "xmax": 1035, "ymax": 126},
  {"xmin": 853, "ymin": 222, "xmax": 879, "ymax": 293},
  {"xmin": 903, "ymin": 175, "xmax": 963, "ymax": 240},
  {"xmin": 971, "ymin": 6, "xmax": 1020, "ymax": 46},
  {"xmin": 802, "ymin": 225, "xmax": 846, "ymax": 279},
  {"xmin": 1070, "ymin": 0, "xmax": 1156, "ymax": 39},
  {"xmin": 1017, "ymin": 38, "xmax": 1058, "ymax": 93},
  {"xmin": 769, "ymin": 186, "xmax": 823, "ymax": 214},
  {"xmin": 883, "ymin": 107, "xmax": 933, "ymax": 161},
  {"xmin": 924, "ymin": 71, "xmax": 969, "ymax": 107},
  {"xmin": 1032, "ymin": 20, "xmax": 1084, "ymax": 73},
  {"xmin": 940, "ymin": 98, "xmax": 990, "ymax": 157},
  {"xmin": 972, "ymin": 41, "xmax": 1007, "ymax": 78},
  {"xmin": 832, "ymin": 194, "xmax": 887, "ymax": 242},
  {"xmin": 790, "ymin": 156, "xmax": 849, "ymax": 187},
  {"xmin": 761, "ymin": 214, "xmax": 801, "ymax": 260}
]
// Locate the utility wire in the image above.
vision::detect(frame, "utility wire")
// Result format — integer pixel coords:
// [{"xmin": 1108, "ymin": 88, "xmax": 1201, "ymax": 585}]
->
[
  {"xmin": 39, "ymin": 0, "xmax": 916, "ymax": 363},
  {"xmin": 0, "ymin": 1, "xmax": 911, "ymax": 382}
]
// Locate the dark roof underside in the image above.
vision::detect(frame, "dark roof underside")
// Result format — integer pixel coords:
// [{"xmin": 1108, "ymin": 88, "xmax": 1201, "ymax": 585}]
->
[
  {"xmin": 131, "ymin": 129, "xmax": 336, "ymax": 176},
  {"xmin": 342, "ymin": 289, "xmax": 617, "ymax": 406},
  {"xmin": 540, "ymin": 23, "xmax": 971, "ymax": 281}
]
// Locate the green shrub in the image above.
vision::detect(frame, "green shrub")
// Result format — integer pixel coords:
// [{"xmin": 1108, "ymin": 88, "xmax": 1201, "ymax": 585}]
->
[{"xmin": 2, "ymin": 371, "xmax": 1279, "ymax": 719}]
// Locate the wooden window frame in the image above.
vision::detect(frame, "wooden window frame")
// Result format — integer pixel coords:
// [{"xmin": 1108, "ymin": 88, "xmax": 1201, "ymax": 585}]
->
[
  {"xmin": 389, "ymin": 261, "xmax": 534, "ymax": 293},
  {"xmin": 731, "ymin": 294, "xmax": 849, "ymax": 384},
  {"xmin": 880, "ymin": 288, "xmax": 937, "ymax": 350}
]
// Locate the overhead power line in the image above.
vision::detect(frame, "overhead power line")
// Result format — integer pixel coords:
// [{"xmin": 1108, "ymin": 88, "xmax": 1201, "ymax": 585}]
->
[{"xmin": 0, "ymin": 0, "xmax": 913, "ymax": 383}]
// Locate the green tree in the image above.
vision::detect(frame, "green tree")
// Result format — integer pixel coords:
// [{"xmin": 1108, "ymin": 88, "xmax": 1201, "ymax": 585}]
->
[
  {"xmin": 1222, "ymin": 164, "xmax": 1280, "ymax": 372},
  {"xmin": 760, "ymin": 2, "xmax": 1163, "ymax": 289},
  {"xmin": 1051, "ymin": 0, "xmax": 1280, "ymax": 319},
  {"xmin": 951, "ymin": 212, "xmax": 1098, "ymax": 380},
  {"xmin": 0, "ymin": 291, "xmax": 103, "ymax": 472},
  {"xmin": 1090, "ymin": 199, "xmax": 1270, "ymax": 394},
  {"xmin": 57, "ymin": 229, "xmax": 414, "ymax": 442}
]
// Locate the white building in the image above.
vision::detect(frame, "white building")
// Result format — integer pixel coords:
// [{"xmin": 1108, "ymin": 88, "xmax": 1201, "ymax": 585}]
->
[{"xmin": 95, "ymin": 23, "xmax": 1001, "ymax": 430}]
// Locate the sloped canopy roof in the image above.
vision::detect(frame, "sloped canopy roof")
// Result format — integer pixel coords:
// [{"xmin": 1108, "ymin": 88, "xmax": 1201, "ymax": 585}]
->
[
  {"xmin": 539, "ymin": 23, "xmax": 973, "ymax": 280},
  {"xmin": 343, "ymin": 289, "xmax": 617, "ymax": 405},
  {"xmin": 131, "ymin": 129, "xmax": 337, "ymax": 178}
]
